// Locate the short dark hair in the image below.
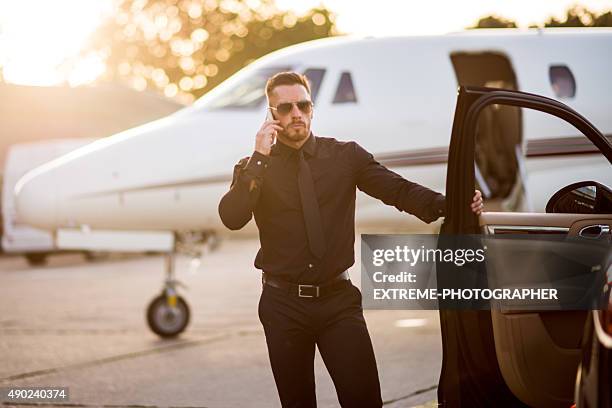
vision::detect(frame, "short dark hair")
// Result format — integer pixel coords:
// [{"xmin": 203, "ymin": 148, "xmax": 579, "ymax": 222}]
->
[{"xmin": 265, "ymin": 72, "xmax": 311, "ymax": 99}]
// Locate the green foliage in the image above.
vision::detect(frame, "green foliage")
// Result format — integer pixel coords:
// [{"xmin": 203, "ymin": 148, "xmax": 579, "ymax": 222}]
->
[
  {"xmin": 471, "ymin": 15, "xmax": 517, "ymax": 29},
  {"xmin": 544, "ymin": 5, "xmax": 612, "ymax": 27},
  {"xmin": 88, "ymin": 0, "xmax": 337, "ymax": 102},
  {"xmin": 471, "ymin": 5, "xmax": 612, "ymax": 30}
]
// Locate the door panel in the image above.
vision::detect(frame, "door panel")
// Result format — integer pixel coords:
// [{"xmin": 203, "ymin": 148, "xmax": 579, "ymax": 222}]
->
[
  {"xmin": 490, "ymin": 310, "xmax": 585, "ymax": 407},
  {"xmin": 440, "ymin": 86, "xmax": 612, "ymax": 407},
  {"xmin": 475, "ymin": 103, "xmax": 611, "ymax": 406},
  {"xmin": 570, "ymin": 218, "xmax": 612, "ymax": 239},
  {"xmin": 480, "ymin": 212, "xmax": 611, "ymax": 407},
  {"xmin": 481, "ymin": 212, "xmax": 611, "ymax": 232}
]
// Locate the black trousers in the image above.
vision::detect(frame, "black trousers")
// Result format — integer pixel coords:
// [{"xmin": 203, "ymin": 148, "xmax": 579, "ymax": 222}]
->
[{"xmin": 258, "ymin": 280, "xmax": 383, "ymax": 408}]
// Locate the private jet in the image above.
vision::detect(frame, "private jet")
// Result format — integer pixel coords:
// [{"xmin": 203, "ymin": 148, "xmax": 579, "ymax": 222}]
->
[{"xmin": 14, "ymin": 28, "xmax": 612, "ymax": 338}]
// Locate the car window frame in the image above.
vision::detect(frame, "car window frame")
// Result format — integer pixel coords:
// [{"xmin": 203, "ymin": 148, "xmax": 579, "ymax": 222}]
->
[{"xmin": 443, "ymin": 86, "xmax": 612, "ymax": 234}]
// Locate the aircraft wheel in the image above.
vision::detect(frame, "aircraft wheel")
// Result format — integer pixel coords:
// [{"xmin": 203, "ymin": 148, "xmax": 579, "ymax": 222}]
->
[
  {"xmin": 83, "ymin": 251, "xmax": 109, "ymax": 262},
  {"xmin": 146, "ymin": 294, "xmax": 190, "ymax": 338},
  {"xmin": 25, "ymin": 252, "xmax": 48, "ymax": 266}
]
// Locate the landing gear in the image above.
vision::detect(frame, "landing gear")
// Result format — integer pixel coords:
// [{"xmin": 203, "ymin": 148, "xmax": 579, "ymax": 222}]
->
[
  {"xmin": 146, "ymin": 251, "xmax": 190, "ymax": 338},
  {"xmin": 25, "ymin": 252, "xmax": 48, "ymax": 266},
  {"xmin": 146, "ymin": 293, "xmax": 190, "ymax": 338},
  {"xmin": 145, "ymin": 232, "xmax": 218, "ymax": 338}
]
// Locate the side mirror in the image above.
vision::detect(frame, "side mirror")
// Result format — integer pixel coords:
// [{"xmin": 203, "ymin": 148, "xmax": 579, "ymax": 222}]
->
[{"xmin": 546, "ymin": 181, "xmax": 612, "ymax": 214}]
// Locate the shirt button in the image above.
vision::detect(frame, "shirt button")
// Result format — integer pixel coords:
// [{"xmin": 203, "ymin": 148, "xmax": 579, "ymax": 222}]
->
[
  {"xmin": 256, "ymin": 160, "xmax": 262, "ymax": 165},
  {"xmin": 308, "ymin": 263, "xmax": 314, "ymax": 269}
]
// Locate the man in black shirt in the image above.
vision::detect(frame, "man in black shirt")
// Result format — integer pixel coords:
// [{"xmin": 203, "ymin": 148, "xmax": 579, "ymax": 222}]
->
[{"xmin": 218, "ymin": 72, "xmax": 483, "ymax": 407}]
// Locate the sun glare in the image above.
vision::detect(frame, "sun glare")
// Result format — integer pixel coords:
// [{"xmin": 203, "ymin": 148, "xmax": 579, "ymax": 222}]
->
[
  {"xmin": 0, "ymin": 0, "xmax": 114, "ymax": 86},
  {"xmin": 0, "ymin": 0, "xmax": 608, "ymax": 87}
]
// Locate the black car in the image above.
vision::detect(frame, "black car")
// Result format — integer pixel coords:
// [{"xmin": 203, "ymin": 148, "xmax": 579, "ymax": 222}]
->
[{"xmin": 437, "ymin": 86, "xmax": 612, "ymax": 407}]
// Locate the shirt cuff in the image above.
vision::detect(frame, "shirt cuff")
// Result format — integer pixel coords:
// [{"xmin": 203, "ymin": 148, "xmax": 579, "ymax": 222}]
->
[
  {"xmin": 432, "ymin": 194, "xmax": 446, "ymax": 218},
  {"xmin": 244, "ymin": 151, "xmax": 270, "ymax": 177}
]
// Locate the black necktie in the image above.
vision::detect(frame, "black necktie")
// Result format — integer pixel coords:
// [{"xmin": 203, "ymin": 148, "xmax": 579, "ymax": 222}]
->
[{"xmin": 297, "ymin": 150, "xmax": 326, "ymax": 259}]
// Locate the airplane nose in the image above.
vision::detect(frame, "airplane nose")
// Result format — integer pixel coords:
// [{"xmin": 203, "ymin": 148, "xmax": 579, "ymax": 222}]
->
[{"xmin": 14, "ymin": 170, "xmax": 57, "ymax": 230}]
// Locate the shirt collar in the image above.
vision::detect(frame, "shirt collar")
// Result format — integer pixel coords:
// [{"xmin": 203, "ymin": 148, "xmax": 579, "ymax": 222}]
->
[
  {"xmin": 301, "ymin": 132, "xmax": 316, "ymax": 157},
  {"xmin": 272, "ymin": 132, "xmax": 316, "ymax": 159}
]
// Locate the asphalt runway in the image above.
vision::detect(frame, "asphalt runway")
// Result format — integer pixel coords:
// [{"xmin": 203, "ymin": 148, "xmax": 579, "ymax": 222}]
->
[{"xmin": 0, "ymin": 238, "xmax": 441, "ymax": 407}]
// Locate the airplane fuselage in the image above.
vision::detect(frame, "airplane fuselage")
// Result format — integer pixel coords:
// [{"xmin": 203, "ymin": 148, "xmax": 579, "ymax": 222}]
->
[{"xmin": 14, "ymin": 29, "xmax": 612, "ymax": 237}]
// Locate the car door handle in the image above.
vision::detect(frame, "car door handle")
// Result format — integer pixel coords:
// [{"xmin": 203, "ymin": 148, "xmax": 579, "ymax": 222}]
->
[{"xmin": 579, "ymin": 224, "xmax": 611, "ymax": 240}]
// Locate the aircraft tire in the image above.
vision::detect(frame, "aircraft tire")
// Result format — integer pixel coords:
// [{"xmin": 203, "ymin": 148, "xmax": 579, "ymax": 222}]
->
[
  {"xmin": 146, "ymin": 294, "xmax": 190, "ymax": 338},
  {"xmin": 25, "ymin": 252, "xmax": 48, "ymax": 266}
]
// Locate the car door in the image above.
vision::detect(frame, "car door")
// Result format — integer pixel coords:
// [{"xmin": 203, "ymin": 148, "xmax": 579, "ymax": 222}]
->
[
  {"xmin": 438, "ymin": 86, "xmax": 612, "ymax": 407},
  {"xmin": 575, "ymin": 250, "xmax": 612, "ymax": 408}
]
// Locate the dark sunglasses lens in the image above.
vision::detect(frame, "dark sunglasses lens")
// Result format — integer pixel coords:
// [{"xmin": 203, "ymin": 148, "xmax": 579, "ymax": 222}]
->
[
  {"xmin": 297, "ymin": 101, "xmax": 312, "ymax": 113},
  {"xmin": 277, "ymin": 103, "xmax": 292, "ymax": 115}
]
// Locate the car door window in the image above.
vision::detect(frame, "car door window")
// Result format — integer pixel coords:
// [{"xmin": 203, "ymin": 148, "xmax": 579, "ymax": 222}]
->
[
  {"xmin": 474, "ymin": 104, "xmax": 522, "ymax": 205},
  {"xmin": 473, "ymin": 103, "xmax": 611, "ymax": 213}
]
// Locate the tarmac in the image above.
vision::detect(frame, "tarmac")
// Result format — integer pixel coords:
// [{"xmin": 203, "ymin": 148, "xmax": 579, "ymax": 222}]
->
[{"xmin": 0, "ymin": 238, "xmax": 441, "ymax": 407}]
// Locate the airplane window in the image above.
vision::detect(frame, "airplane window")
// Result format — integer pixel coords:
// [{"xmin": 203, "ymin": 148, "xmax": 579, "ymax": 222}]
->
[
  {"xmin": 549, "ymin": 65, "xmax": 576, "ymax": 98},
  {"xmin": 332, "ymin": 72, "xmax": 357, "ymax": 103},
  {"xmin": 205, "ymin": 66, "xmax": 291, "ymax": 109},
  {"xmin": 303, "ymin": 68, "xmax": 325, "ymax": 103}
]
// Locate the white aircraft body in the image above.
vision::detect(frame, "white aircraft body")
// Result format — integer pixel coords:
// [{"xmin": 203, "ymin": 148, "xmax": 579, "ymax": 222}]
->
[
  {"xmin": 12, "ymin": 28, "xmax": 612, "ymax": 336},
  {"xmin": 15, "ymin": 29, "xmax": 612, "ymax": 235}
]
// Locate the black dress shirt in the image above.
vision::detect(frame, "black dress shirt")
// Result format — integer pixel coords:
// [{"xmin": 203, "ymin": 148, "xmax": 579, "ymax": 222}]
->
[{"xmin": 218, "ymin": 133, "xmax": 445, "ymax": 284}]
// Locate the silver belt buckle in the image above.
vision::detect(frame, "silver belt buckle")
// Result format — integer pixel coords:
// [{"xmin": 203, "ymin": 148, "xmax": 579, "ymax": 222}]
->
[{"xmin": 298, "ymin": 284, "xmax": 320, "ymax": 298}]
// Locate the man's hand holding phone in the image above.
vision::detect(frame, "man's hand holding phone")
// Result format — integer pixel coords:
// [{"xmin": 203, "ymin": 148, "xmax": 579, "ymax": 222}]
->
[{"xmin": 255, "ymin": 110, "xmax": 282, "ymax": 156}]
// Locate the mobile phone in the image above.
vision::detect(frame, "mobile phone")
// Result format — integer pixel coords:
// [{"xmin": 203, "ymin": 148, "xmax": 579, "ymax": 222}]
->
[
  {"xmin": 265, "ymin": 107, "xmax": 275, "ymax": 121},
  {"xmin": 265, "ymin": 108, "xmax": 277, "ymax": 145}
]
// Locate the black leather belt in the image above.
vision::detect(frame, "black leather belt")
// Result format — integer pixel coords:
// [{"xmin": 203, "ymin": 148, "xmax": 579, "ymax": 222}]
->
[{"xmin": 262, "ymin": 270, "xmax": 350, "ymax": 298}]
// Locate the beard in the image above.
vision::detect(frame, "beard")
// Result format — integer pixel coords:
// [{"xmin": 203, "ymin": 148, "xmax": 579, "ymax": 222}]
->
[{"xmin": 281, "ymin": 122, "xmax": 310, "ymax": 142}]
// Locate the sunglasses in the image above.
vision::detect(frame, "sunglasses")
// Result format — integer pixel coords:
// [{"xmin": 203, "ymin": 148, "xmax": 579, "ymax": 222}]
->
[{"xmin": 269, "ymin": 100, "xmax": 313, "ymax": 116}]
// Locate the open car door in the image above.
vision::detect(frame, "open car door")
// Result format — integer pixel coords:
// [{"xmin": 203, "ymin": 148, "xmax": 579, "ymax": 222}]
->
[{"xmin": 438, "ymin": 86, "xmax": 612, "ymax": 407}]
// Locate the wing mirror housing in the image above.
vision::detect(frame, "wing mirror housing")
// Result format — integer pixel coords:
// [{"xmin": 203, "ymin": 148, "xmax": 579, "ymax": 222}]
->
[{"xmin": 546, "ymin": 181, "xmax": 612, "ymax": 214}]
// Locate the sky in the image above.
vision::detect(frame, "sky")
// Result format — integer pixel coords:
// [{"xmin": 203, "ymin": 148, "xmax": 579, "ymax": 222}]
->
[
  {"xmin": 0, "ymin": 0, "xmax": 610, "ymax": 86},
  {"xmin": 277, "ymin": 0, "xmax": 612, "ymax": 35},
  {"xmin": 0, "ymin": 0, "xmax": 114, "ymax": 86}
]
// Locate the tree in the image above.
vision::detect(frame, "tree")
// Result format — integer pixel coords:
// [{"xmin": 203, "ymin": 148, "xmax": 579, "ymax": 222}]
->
[
  {"xmin": 544, "ymin": 5, "xmax": 612, "ymax": 27},
  {"xmin": 471, "ymin": 6, "xmax": 612, "ymax": 30},
  {"xmin": 87, "ymin": 0, "xmax": 337, "ymax": 103},
  {"xmin": 471, "ymin": 15, "xmax": 517, "ymax": 29}
]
